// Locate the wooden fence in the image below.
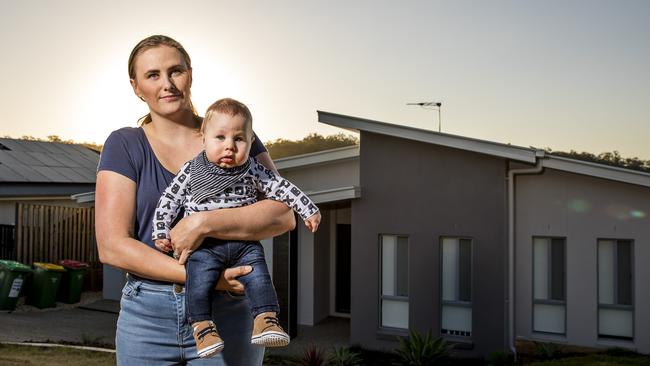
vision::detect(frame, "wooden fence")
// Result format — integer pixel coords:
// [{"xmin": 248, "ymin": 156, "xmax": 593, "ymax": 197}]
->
[
  {"xmin": 0, "ymin": 224, "xmax": 15, "ymax": 260},
  {"xmin": 15, "ymin": 203, "xmax": 98, "ymax": 266}
]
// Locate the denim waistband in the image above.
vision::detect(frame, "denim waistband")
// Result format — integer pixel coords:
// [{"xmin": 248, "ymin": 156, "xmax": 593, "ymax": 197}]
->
[{"xmin": 126, "ymin": 273, "xmax": 182, "ymax": 290}]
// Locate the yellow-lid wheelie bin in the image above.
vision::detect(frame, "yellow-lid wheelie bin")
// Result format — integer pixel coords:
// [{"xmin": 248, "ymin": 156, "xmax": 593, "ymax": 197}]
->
[
  {"xmin": 57, "ymin": 260, "xmax": 90, "ymax": 304},
  {"xmin": 26, "ymin": 262, "xmax": 65, "ymax": 309},
  {"xmin": 0, "ymin": 260, "xmax": 32, "ymax": 311}
]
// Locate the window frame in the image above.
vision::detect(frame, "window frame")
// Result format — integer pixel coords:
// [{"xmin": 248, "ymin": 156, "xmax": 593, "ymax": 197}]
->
[
  {"xmin": 597, "ymin": 238, "xmax": 635, "ymax": 341},
  {"xmin": 378, "ymin": 233, "xmax": 409, "ymax": 333},
  {"xmin": 439, "ymin": 236, "xmax": 473, "ymax": 338},
  {"xmin": 531, "ymin": 236, "xmax": 567, "ymax": 336}
]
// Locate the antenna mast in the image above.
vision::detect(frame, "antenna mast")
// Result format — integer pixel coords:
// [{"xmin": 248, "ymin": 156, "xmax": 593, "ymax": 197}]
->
[{"xmin": 407, "ymin": 101, "xmax": 442, "ymax": 132}]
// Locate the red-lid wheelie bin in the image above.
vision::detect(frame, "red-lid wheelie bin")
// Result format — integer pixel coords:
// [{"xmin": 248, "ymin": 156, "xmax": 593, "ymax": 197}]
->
[{"xmin": 57, "ymin": 260, "xmax": 90, "ymax": 304}]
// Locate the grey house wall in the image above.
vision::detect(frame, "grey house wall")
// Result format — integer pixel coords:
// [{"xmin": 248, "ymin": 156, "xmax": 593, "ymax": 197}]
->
[
  {"xmin": 352, "ymin": 132, "xmax": 508, "ymax": 356},
  {"xmin": 515, "ymin": 168, "xmax": 650, "ymax": 352}
]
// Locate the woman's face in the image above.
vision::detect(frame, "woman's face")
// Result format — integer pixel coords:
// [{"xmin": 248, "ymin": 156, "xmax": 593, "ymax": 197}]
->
[{"xmin": 130, "ymin": 45, "xmax": 192, "ymax": 120}]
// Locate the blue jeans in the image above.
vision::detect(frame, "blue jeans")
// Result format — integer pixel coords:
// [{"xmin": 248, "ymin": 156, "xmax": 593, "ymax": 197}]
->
[
  {"xmin": 116, "ymin": 276, "xmax": 264, "ymax": 365},
  {"xmin": 186, "ymin": 239, "xmax": 279, "ymax": 323}
]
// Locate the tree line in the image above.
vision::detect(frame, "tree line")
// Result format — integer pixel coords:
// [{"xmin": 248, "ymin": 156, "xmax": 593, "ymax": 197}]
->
[{"xmin": 4, "ymin": 134, "xmax": 650, "ymax": 173}]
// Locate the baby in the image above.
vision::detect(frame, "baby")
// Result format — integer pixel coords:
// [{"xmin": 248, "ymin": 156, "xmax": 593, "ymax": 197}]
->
[{"xmin": 152, "ymin": 98, "xmax": 321, "ymax": 358}]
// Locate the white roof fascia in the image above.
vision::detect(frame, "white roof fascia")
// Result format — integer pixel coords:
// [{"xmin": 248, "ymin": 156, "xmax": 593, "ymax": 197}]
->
[
  {"xmin": 318, "ymin": 111, "xmax": 537, "ymax": 164},
  {"xmin": 70, "ymin": 191, "xmax": 96, "ymax": 203},
  {"xmin": 544, "ymin": 155, "xmax": 650, "ymax": 188},
  {"xmin": 275, "ymin": 145, "xmax": 359, "ymax": 171},
  {"xmin": 305, "ymin": 186, "xmax": 361, "ymax": 204}
]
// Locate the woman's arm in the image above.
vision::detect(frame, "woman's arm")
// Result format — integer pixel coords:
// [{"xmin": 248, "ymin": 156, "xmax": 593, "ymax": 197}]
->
[
  {"xmin": 170, "ymin": 200, "xmax": 295, "ymax": 263},
  {"xmin": 95, "ymin": 171, "xmax": 185, "ymax": 282},
  {"xmin": 95, "ymin": 170, "xmax": 251, "ymax": 291}
]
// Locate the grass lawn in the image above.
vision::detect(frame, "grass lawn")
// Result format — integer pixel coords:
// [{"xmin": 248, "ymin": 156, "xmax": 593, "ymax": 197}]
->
[
  {"xmin": 0, "ymin": 344, "xmax": 115, "ymax": 366},
  {"xmin": 3, "ymin": 342, "xmax": 649, "ymax": 366},
  {"xmin": 526, "ymin": 354, "xmax": 650, "ymax": 366}
]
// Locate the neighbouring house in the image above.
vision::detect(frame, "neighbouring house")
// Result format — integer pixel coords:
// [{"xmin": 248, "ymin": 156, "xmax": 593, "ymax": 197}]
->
[
  {"xmin": 0, "ymin": 138, "xmax": 99, "ymax": 268},
  {"xmin": 313, "ymin": 111, "xmax": 649, "ymax": 357},
  {"xmin": 100, "ymin": 112, "xmax": 650, "ymax": 357}
]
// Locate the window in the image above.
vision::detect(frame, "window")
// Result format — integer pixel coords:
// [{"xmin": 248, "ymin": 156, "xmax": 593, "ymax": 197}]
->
[
  {"xmin": 598, "ymin": 239, "xmax": 634, "ymax": 339},
  {"xmin": 533, "ymin": 237, "xmax": 566, "ymax": 334},
  {"xmin": 380, "ymin": 234, "xmax": 408, "ymax": 329},
  {"xmin": 441, "ymin": 237, "xmax": 472, "ymax": 337}
]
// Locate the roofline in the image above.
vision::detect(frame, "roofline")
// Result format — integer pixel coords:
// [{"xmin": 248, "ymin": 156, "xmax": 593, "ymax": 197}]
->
[
  {"xmin": 318, "ymin": 110, "xmax": 537, "ymax": 163},
  {"xmin": 275, "ymin": 145, "xmax": 359, "ymax": 171},
  {"xmin": 318, "ymin": 110, "xmax": 650, "ymax": 188},
  {"xmin": 305, "ymin": 186, "xmax": 361, "ymax": 204},
  {"xmin": 0, "ymin": 196, "xmax": 73, "ymax": 201},
  {"xmin": 544, "ymin": 155, "xmax": 650, "ymax": 188}
]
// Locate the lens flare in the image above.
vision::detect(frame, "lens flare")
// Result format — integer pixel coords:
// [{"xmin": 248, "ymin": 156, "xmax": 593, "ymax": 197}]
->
[
  {"xmin": 630, "ymin": 210, "xmax": 646, "ymax": 219},
  {"xmin": 568, "ymin": 199, "xmax": 589, "ymax": 213}
]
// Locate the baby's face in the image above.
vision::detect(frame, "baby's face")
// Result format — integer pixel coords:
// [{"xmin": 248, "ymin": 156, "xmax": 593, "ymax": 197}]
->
[{"xmin": 203, "ymin": 112, "xmax": 252, "ymax": 168}]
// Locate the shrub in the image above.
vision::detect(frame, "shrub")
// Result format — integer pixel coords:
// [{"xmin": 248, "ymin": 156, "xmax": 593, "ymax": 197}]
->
[
  {"xmin": 533, "ymin": 341, "xmax": 562, "ymax": 360},
  {"xmin": 394, "ymin": 330, "xmax": 451, "ymax": 366},
  {"xmin": 486, "ymin": 351, "xmax": 514, "ymax": 366},
  {"xmin": 296, "ymin": 344, "xmax": 327, "ymax": 366},
  {"xmin": 328, "ymin": 346, "xmax": 363, "ymax": 366}
]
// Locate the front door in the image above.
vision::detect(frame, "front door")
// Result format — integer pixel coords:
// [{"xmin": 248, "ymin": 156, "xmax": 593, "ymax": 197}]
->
[{"xmin": 335, "ymin": 224, "xmax": 351, "ymax": 314}]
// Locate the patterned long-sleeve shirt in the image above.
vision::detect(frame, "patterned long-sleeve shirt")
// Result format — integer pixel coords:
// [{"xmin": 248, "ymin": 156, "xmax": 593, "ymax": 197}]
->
[{"xmin": 152, "ymin": 157, "xmax": 319, "ymax": 241}]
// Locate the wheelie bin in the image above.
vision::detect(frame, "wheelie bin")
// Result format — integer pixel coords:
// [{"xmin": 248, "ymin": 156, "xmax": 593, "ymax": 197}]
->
[
  {"xmin": 0, "ymin": 260, "xmax": 32, "ymax": 311},
  {"xmin": 26, "ymin": 262, "xmax": 65, "ymax": 309},
  {"xmin": 57, "ymin": 260, "xmax": 90, "ymax": 304}
]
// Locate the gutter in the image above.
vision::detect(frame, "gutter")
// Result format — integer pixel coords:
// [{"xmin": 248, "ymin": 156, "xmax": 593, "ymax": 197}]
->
[{"xmin": 507, "ymin": 150, "xmax": 545, "ymax": 359}]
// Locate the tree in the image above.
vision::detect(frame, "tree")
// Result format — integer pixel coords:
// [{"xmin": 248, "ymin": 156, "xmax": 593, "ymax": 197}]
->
[
  {"xmin": 543, "ymin": 148, "xmax": 650, "ymax": 173},
  {"xmin": 266, "ymin": 133, "xmax": 358, "ymax": 159}
]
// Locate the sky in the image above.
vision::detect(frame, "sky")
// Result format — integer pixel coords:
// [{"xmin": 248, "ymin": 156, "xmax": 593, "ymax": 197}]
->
[{"xmin": 1, "ymin": 0, "xmax": 649, "ymax": 158}]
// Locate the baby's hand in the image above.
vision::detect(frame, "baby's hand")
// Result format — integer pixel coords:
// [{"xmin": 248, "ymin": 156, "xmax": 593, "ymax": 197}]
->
[
  {"xmin": 304, "ymin": 212, "xmax": 321, "ymax": 233},
  {"xmin": 155, "ymin": 238, "xmax": 173, "ymax": 253}
]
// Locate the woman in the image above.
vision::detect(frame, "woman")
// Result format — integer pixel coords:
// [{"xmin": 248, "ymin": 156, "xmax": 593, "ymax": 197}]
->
[{"xmin": 95, "ymin": 35, "xmax": 295, "ymax": 365}]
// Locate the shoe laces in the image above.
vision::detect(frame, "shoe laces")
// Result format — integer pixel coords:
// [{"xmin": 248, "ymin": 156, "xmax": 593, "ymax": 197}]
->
[
  {"xmin": 263, "ymin": 316, "xmax": 283, "ymax": 331},
  {"xmin": 197, "ymin": 325, "xmax": 218, "ymax": 341}
]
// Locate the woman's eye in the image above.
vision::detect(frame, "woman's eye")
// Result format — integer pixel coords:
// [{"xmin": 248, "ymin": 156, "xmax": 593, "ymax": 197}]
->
[
  {"xmin": 146, "ymin": 73, "xmax": 158, "ymax": 79},
  {"xmin": 216, "ymin": 135, "xmax": 225, "ymax": 140}
]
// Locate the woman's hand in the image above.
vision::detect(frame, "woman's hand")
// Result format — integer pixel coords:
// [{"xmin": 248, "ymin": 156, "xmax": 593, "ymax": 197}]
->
[
  {"xmin": 170, "ymin": 212, "xmax": 208, "ymax": 264},
  {"xmin": 216, "ymin": 265, "xmax": 253, "ymax": 294}
]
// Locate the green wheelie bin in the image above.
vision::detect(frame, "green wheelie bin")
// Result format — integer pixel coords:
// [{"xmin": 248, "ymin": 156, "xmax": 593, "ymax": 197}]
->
[
  {"xmin": 57, "ymin": 259, "xmax": 89, "ymax": 304},
  {"xmin": 26, "ymin": 262, "xmax": 65, "ymax": 309},
  {"xmin": 0, "ymin": 260, "xmax": 32, "ymax": 311}
]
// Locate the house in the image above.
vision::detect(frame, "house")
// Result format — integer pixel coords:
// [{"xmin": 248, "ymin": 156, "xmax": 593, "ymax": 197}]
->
[
  {"xmin": 0, "ymin": 138, "xmax": 99, "ymax": 261},
  {"xmin": 307, "ymin": 111, "xmax": 649, "ymax": 357}
]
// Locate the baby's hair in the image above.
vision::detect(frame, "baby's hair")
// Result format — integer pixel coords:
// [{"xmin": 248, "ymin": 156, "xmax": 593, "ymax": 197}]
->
[{"xmin": 202, "ymin": 98, "xmax": 253, "ymax": 134}]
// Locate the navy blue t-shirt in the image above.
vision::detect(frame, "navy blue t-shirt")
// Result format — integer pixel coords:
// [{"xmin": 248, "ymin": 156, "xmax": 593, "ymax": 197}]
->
[{"xmin": 97, "ymin": 127, "xmax": 267, "ymax": 249}]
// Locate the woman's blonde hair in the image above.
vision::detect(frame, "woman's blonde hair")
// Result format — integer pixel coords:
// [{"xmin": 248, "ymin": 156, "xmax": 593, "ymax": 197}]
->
[{"xmin": 128, "ymin": 35, "xmax": 201, "ymax": 127}]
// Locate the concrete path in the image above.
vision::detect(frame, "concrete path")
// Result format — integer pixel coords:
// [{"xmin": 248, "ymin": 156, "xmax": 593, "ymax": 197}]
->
[
  {"xmin": 0, "ymin": 293, "xmax": 118, "ymax": 348},
  {"xmin": 1, "ymin": 292, "xmax": 351, "ymax": 357}
]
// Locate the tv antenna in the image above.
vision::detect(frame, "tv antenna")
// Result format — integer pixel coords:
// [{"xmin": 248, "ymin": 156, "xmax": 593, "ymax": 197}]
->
[{"xmin": 407, "ymin": 101, "xmax": 442, "ymax": 132}]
